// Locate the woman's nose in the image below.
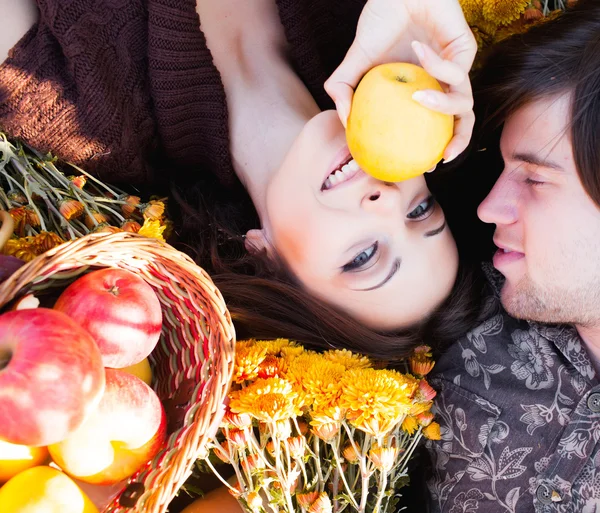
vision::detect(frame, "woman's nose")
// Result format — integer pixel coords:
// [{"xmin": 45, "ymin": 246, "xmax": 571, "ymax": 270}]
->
[{"xmin": 360, "ymin": 182, "xmax": 400, "ymax": 213}]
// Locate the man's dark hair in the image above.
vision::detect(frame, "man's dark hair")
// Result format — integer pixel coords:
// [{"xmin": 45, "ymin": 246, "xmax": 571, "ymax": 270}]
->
[{"xmin": 475, "ymin": 0, "xmax": 600, "ymax": 205}]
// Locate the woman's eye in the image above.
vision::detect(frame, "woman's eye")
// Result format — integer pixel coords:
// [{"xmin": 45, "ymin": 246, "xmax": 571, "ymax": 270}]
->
[
  {"xmin": 407, "ymin": 196, "xmax": 435, "ymax": 220},
  {"xmin": 343, "ymin": 242, "xmax": 379, "ymax": 272}
]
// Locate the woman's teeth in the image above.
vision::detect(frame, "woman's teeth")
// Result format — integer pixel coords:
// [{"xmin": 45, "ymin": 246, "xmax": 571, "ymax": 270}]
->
[{"xmin": 322, "ymin": 159, "xmax": 360, "ymax": 190}]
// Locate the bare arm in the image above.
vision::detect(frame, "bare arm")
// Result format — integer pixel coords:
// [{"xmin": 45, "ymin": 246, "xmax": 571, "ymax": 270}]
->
[{"xmin": 0, "ymin": 0, "xmax": 39, "ymax": 62}]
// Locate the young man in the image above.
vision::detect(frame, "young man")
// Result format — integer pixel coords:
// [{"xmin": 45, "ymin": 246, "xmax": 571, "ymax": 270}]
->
[{"xmin": 426, "ymin": 2, "xmax": 600, "ymax": 512}]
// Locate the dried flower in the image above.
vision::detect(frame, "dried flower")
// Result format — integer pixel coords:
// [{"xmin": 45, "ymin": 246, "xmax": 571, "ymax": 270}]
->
[
  {"xmin": 342, "ymin": 443, "xmax": 360, "ymax": 464},
  {"xmin": 423, "ymin": 422, "xmax": 442, "ymax": 441},
  {"xmin": 311, "ymin": 422, "xmax": 340, "ymax": 442},
  {"xmin": 409, "ymin": 401, "xmax": 433, "ymax": 417},
  {"xmin": 296, "ymin": 491, "xmax": 320, "ymax": 510},
  {"xmin": 59, "ymin": 199, "xmax": 85, "ymax": 220},
  {"xmin": 228, "ymin": 482, "xmax": 244, "ymax": 498},
  {"xmin": 287, "ymin": 435, "xmax": 306, "ymax": 460},
  {"xmin": 7, "ymin": 192, "xmax": 26, "ymax": 205},
  {"xmin": 222, "ymin": 410, "xmax": 253, "ymax": 430},
  {"xmin": 8, "ymin": 207, "xmax": 26, "ymax": 223},
  {"xmin": 121, "ymin": 195, "xmax": 141, "ymax": 217},
  {"xmin": 92, "ymin": 223, "xmax": 121, "ymax": 234},
  {"xmin": 142, "ymin": 200, "xmax": 165, "ymax": 221},
  {"xmin": 417, "ymin": 380, "xmax": 437, "ymax": 402},
  {"xmin": 401, "ymin": 415, "xmax": 419, "ymax": 435},
  {"xmin": 229, "ymin": 428, "xmax": 252, "ymax": 448},
  {"xmin": 213, "ymin": 441, "xmax": 232, "ymax": 463},
  {"xmin": 3, "ymin": 238, "xmax": 38, "ymax": 262},
  {"xmin": 523, "ymin": 6, "xmax": 543, "ymax": 20},
  {"xmin": 246, "ymin": 492, "xmax": 263, "ymax": 511},
  {"xmin": 121, "ymin": 220, "xmax": 141, "ymax": 233},
  {"xmin": 409, "ymin": 346, "xmax": 435, "ymax": 377},
  {"xmin": 138, "ymin": 219, "xmax": 166, "ymax": 242},
  {"xmin": 482, "ymin": 0, "xmax": 529, "ymax": 26},
  {"xmin": 69, "ymin": 175, "xmax": 87, "ymax": 189},
  {"xmin": 369, "ymin": 444, "xmax": 398, "ymax": 472},
  {"xmin": 308, "ymin": 492, "xmax": 332, "ymax": 513},
  {"xmin": 84, "ymin": 210, "xmax": 109, "ymax": 228},
  {"xmin": 322, "ymin": 349, "xmax": 371, "ymax": 370},
  {"xmin": 416, "ymin": 412, "xmax": 435, "ymax": 427},
  {"xmin": 241, "ymin": 453, "xmax": 265, "ymax": 474},
  {"xmin": 34, "ymin": 231, "xmax": 65, "ymax": 252},
  {"xmin": 24, "ymin": 206, "xmax": 40, "ymax": 228}
]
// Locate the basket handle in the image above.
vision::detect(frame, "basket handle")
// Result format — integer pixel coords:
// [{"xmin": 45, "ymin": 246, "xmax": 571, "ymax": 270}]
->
[{"xmin": 0, "ymin": 210, "xmax": 14, "ymax": 252}]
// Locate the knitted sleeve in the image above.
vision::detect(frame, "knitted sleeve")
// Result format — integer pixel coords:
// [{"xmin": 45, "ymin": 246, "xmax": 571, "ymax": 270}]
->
[{"xmin": 0, "ymin": 0, "xmax": 158, "ymax": 186}]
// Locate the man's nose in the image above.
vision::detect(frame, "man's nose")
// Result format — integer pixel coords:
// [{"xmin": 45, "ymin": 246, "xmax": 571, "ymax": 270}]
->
[{"xmin": 478, "ymin": 173, "xmax": 519, "ymax": 225}]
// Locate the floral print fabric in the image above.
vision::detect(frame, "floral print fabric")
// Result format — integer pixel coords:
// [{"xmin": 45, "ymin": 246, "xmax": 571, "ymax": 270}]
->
[{"xmin": 426, "ymin": 265, "xmax": 600, "ymax": 513}]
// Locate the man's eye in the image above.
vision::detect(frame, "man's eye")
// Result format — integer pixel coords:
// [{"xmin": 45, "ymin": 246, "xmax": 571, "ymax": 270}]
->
[
  {"xmin": 343, "ymin": 242, "xmax": 379, "ymax": 272},
  {"xmin": 407, "ymin": 196, "xmax": 435, "ymax": 220}
]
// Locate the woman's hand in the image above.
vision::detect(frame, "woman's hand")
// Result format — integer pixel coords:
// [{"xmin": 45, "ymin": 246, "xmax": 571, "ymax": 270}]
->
[{"xmin": 325, "ymin": 0, "xmax": 477, "ymax": 163}]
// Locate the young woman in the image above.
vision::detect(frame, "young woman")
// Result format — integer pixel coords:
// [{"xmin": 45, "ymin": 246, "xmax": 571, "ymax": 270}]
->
[{"xmin": 0, "ymin": 0, "xmax": 480, "ymax": 362}]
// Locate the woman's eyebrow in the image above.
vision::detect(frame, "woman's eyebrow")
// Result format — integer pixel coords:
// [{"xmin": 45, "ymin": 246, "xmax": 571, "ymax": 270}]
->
[
  {"xmin": 425, "ymin": 221, "xmax": 446, "ymax": 238},
  {"xmin": 353, "ymin": 258, "xmax": 401, "ymax": 292}
]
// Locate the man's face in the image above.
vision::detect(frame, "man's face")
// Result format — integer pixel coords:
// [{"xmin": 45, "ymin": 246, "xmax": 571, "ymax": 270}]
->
[{"xmin": 478, "ymin": 94, "xmax": 600, "ymax": 325}]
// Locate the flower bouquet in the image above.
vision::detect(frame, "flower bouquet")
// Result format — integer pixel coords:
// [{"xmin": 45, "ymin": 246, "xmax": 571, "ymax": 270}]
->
[
  {"xmin": 201, "ymin": 340, "xmax": 440, "ymax": 513},
  {"xmin": 0, "ymin": 132, "xmax": 169, "ymax": 261}
]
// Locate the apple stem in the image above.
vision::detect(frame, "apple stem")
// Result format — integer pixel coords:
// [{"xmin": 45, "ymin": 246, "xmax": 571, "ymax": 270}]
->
[
  {"xmin": 394, "ymin": 76, "xmax": 407, "ymax": 83},
  {"xmin": 0, "ymin": 350, "xmax": 11, "ymax": 371},
  {"xmin": 107, "ymin": 285, "xmax": 120, "ymax": 296}
]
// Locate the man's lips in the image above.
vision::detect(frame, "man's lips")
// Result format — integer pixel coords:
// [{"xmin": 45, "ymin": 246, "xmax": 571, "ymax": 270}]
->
[{"xmin": 493, "ymin": 239, "xmax": 525, "ymax": 268}]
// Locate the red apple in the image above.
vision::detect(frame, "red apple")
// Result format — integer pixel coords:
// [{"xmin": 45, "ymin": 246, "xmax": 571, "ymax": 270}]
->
[
  {"xmin": 49, "ymin": 368, "xmax": 167, "ymax": 484},
  {"xmin": 54, "ymin": 268, "xmax": 163, "ymax": 368},
  {"xmin": 0, "ymin": 308, "xmax": 105, "ymax": 446}
]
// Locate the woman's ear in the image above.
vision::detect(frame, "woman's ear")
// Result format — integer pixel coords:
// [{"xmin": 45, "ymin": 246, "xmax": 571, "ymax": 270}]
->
[{"xmin": 245, "ymin": 229, "xmax": 273, "ymax": 257}]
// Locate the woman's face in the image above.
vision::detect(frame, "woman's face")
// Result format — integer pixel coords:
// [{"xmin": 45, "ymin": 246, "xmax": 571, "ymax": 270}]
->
[{"xmin": 260, "ymin": 110, "xmax": 459, "ymax": 330}]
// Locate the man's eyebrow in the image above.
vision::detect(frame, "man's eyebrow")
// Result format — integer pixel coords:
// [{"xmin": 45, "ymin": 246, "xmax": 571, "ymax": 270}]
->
[
  {"xmin": 353, "ymin": 259, "xmax": 401, "ymax": 292},
  {"xmin": 425, "ymin": 221, "xmax": 446, "ymax": 238},
  {"xmin": 512, "ymin": 151, "xmax": 563, "ymax": 171}
]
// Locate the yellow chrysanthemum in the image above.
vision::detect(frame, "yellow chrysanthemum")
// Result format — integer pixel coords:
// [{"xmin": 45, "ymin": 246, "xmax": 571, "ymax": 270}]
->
[
  {"xmin": 33, "ymin": 231, "xmax": 65, "ymax": 252},
  {"xmin": 298, "ymin": 359, "xmax": 345, "ymax": 408},
  {"xmin": 459, "ymin": 0, "xmax": 484, "ymax": 26},
  {"xmin": 423, "ymin": 422, "xmax": 442, "ymax": 441},
  {"xmin": 339, "ymin": 368, "xmax": 419, "ymax": 437},
  {"xmin": 233, "ymin": 340, "xmax": 267, "ymax": 383},
  {"xmin": 401, "ymin": 415, "xmax": 419, "ymax": 435},
  {"xmin": 322, "ymin": 349, "xmax": 371, "ymax": 370},
  {"xmin": 3, "ymin": 237, "xmax": 39, "ymax": 262},
  {"xmin": 138, "ymin": 218, "xmax": 166, "ymax": 242},
  {"xmin": 310, "ymin": 403, "xmax": 346, "ymax": 426},
  {"xmin": 482, "ymin": 0, "xmax": 529, "ymax": 26},
  {"xmin": 253, "ymin": 338, "xmax": 304, "ymax": 360},
  {"xmin": 230, "ymin": 377, "xmax": 303, "ymax": 422}
]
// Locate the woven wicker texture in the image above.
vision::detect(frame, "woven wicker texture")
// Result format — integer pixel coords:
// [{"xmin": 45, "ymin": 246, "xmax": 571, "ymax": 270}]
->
[{"xmin": 0, "ymin": 232, "xmax": 236, "ymax": 512}]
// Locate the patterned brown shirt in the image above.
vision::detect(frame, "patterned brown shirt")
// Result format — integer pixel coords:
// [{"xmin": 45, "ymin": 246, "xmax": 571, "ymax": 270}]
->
[{"xmin": 426, "ymin": 265, "xmax": 600, "ymax": 513}]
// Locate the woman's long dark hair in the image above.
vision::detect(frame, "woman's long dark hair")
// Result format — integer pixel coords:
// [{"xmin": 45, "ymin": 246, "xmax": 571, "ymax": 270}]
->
[{"xmin": 169, "ymin": 156, "xmax": 484, "ymax": 361}]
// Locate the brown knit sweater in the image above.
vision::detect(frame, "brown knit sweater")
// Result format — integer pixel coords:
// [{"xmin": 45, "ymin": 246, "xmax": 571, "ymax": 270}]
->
[{"xmin": 0, "ymin": 0, "xmax": 366, "ymax": 188}]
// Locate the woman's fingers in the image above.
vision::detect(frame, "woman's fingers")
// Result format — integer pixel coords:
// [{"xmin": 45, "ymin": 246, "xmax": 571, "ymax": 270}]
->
[
  {"xmin": 411, "ymin": 41, "xmax": 466, "ymax": 86},
  {"xmin": 412, "ymin": 88, "xmax": 474, "ymax": 115},
  {"xmin": 444, "ymin": 110, "xmax": 476, "ymax": 163},
  {"xmin": 324, "ymin": 43, "xmax": 375, "ymax": 127}
]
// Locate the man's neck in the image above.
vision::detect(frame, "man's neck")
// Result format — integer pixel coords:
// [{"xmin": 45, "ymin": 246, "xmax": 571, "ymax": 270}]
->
[{"xmin": 576, "ymin": 324, "xmax": 600, "ymax": 376}]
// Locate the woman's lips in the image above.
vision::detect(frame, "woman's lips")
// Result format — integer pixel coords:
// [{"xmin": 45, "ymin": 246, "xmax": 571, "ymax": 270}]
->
[{"xmin": 322, "ymin": 159, "xmax": 362, "ymax": 191}]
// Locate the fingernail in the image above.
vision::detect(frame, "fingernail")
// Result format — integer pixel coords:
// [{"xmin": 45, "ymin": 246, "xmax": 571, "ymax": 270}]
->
[
  {"xmin": 337, "ymin": 102, "xmax": 349, "ymax": 128},
  {"xmin": 443, "ymin": 153, "xmax": 457, "ymax": 164},
  {"xmin": 412, "ymin": 41, "xmax": 425, "ymax": 61},
  {"xmin": 425, "ymin": 166, "xmax": 437, "ymax": 173},
  {"xmin": 413, "ymin": 91, "xmax": 437, "ymax": 107}
]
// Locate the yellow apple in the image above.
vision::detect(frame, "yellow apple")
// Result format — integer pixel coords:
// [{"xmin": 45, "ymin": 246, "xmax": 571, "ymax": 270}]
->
[
  {"xmin": 0, "ymin": 466, "xmax": 98, "ymax": 512},
  {"xmin": 116, "ymin": 357, "xmax": 153, "ymax": 386},
  {"xmin": 346, "ymin": 62, "xmax": 454, "ymax": 182},
  {"xmin": 0, "ymin": 440, "xmax": 49, "ymax": 483}
]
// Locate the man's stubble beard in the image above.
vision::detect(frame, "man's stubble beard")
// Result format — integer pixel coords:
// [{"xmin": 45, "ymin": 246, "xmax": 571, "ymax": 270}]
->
[{"xmin": 501, "ymin": 274, "xmax": 600, "ymax": 327}]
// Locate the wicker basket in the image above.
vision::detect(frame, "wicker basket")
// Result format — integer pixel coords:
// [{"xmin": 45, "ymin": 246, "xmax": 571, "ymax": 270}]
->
[{"xmin": 0, "ymin": 232, "xmax": 236, "ymax": 512}]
